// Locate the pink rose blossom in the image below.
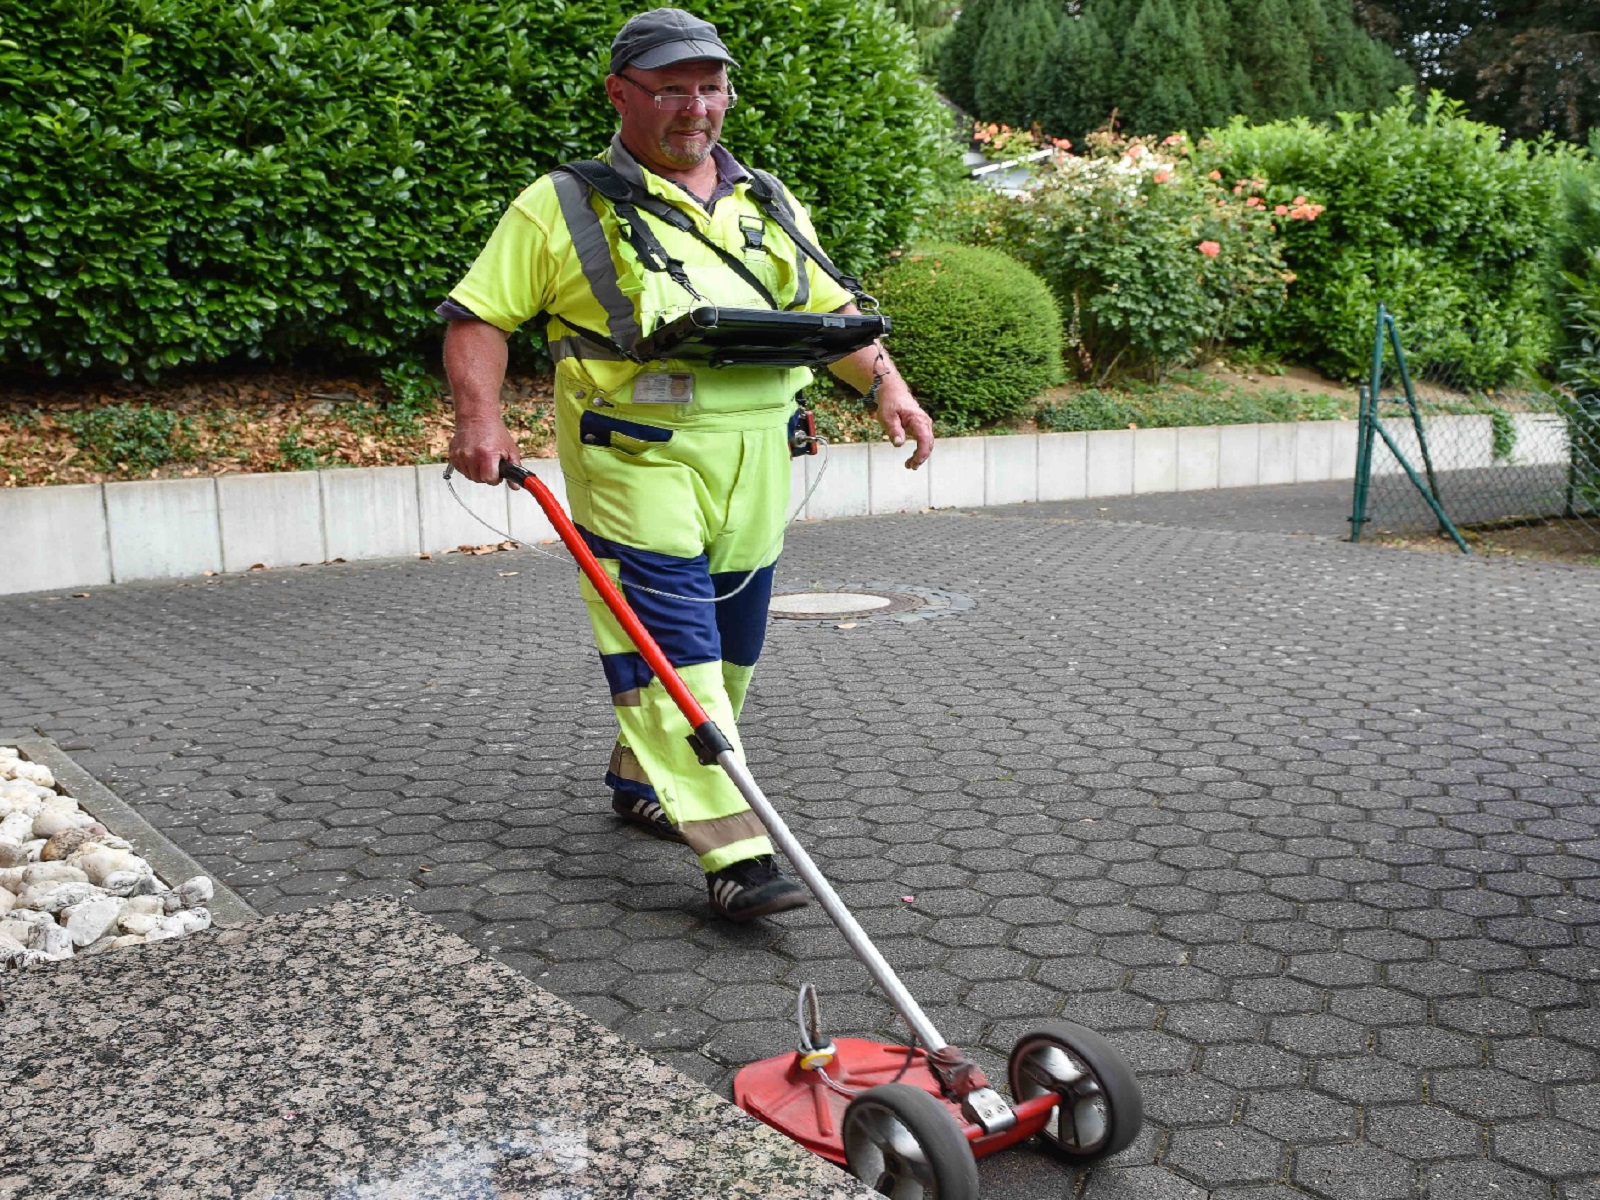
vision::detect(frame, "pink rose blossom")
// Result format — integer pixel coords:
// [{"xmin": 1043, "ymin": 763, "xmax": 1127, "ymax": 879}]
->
[{"xmin": 1198, "ymin": 241, "xmax": 1221, "ymax": 257}]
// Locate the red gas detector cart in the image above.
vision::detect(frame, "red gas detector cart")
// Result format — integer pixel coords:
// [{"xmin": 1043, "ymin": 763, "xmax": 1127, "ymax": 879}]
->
[{"xmin": 501, "ymin": 461, "xmax": 1143, "ymax": 1199}]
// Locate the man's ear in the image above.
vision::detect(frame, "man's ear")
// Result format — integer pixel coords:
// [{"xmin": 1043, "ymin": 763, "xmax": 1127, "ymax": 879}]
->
[{"xmin": 603, "ymin": 73, "xmax": 627, "ymax": 115}]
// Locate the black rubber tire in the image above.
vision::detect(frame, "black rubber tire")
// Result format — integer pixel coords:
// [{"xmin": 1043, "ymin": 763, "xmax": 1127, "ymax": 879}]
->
[
  {"xmin": 1007, "ymin": 1020, "xmax": 1143, "ymax": 1162},
  {"xmin": 842, "ymin": 1082, "xmax": 981, "ymax": 1200}
]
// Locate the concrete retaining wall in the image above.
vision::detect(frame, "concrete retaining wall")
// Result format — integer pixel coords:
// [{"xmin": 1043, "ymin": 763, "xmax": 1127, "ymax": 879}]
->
[{"xmin": 1, "ymin": 419, "xmax": 1364, "ymax": 596}]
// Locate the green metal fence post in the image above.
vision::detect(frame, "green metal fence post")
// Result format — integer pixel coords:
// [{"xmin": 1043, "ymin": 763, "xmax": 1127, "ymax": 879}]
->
[
  {"xmin": 1349, "ymin": 304, "xmax": 1388, "ymax": 543},
  {"xmin": 1382, "ymin": 310, "xmax": 1446, "ymax": 518}
]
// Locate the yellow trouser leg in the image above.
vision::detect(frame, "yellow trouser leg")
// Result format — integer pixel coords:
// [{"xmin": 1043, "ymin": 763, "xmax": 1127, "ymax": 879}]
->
[{"xmin": 582, "ymin": 578, "xmax": 773, "ymax": 873}]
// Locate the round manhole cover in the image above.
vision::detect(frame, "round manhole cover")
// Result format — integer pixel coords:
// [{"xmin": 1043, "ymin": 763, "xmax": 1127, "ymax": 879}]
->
[{"xmin": 769, "ymin": 590, "xmax": 924, "ymax": 620}]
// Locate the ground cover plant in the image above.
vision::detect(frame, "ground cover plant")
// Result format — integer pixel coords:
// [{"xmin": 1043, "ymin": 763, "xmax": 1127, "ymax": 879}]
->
[{"xmin": 0, "ymin": 0, "xmax": 948, "ymax": 381}]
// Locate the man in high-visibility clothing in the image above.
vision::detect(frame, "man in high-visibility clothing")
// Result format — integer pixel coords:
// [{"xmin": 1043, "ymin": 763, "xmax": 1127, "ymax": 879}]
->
[{"xmin": 442, "ymin": 7, "xmax": 933, "ymax": 922}]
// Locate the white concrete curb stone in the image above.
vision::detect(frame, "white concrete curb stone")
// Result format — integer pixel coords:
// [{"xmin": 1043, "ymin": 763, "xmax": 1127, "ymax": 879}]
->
[{"xmin": 1, "ymin": 417, "xmax": 1388, "ymax": 596}]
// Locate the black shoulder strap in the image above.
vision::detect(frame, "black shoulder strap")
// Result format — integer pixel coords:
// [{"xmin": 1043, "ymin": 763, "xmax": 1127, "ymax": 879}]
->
[
  {"xmin": 556, "ymin": 160, "xmax": 781, "ymax": 311},
  {"xmin": 745, "ymin": 169, "xmax": 870, "ymax": 307}
]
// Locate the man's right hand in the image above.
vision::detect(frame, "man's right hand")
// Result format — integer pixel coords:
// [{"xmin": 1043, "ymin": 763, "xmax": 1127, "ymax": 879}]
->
[{"xmin": 448, "ymin": 417, "xmax": 522, "ymax": 486}]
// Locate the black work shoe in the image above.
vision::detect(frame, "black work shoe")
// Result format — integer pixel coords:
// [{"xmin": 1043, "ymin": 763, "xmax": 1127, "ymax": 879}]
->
[
  {"xmin": 706, "ymin": 855, "xmax": 809, "ymax": 922},
  {"xmin": 612, "ymin": 791, "xmax": 686, "ymax": 843}
]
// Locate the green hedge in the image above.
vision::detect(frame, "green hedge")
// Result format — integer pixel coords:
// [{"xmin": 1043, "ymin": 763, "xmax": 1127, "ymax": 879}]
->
[
  {"xmin": 866, "ymin": 243, "xmax": 1062, "ymax": 431},
  {"xmin": 1201, "ymin": 92, "xmax": 1581, "ymax": 386},
  {"xmin": 0, "ymin": 0, "xmax": 949, "ymax": 379}
]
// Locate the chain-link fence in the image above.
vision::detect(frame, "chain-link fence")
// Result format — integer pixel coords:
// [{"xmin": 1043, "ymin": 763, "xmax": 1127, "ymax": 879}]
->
[{"xmin": 1349, "ymin": 304, "xmax": 1600, "ymax": 556}]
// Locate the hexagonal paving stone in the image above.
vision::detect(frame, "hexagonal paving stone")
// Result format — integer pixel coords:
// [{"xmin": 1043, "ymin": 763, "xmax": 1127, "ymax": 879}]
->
[
  {"xmin": 1313, "ymin": 1056, "xmax": 1420, "ymax": 1105},
  {"xmin": 1080, "ymin": 1165, "xmax": 1208, "ymax": 1199},
  {"xmin": 1494, "ymin": 1119, "xmax": 1600, "ymax": 1179},
  {"xmin": 1376, "ymin": 1026, "xmax": 1482, "ymax": 1069},
  {"xmin": 1494, "ymin": 1037, "xmax": 1598, "ymax": 1084},
  {"xmin": 1419, "ymin": 1159, "xmax": 1551, "ymax": 1199},
  {"xmin": 1243, "ymin": 1089, "xmax": 1358, "ymax": 1144},
  {"xmin": 1327, "ymin": 986, "xmax": 1426, "ymax": 1026},
  {"xmin": 1364, "ymin": 1104, "xmax": 1482, "ymax": 1158},
  {"xmin": 1163, "ymin": 1126, "xmax": 1285, "ymax": 1190},
  {"xmin": 1202, "ymin": 1044, "xmax": 1307, "ymax": 1090},
  {"xmin": 1163, "ymin": 1001, "xmax": 1264, "ymax": 1045},
  {"xmin": 1553, "ymin": 1083, "xmax": 1600, "ymax": 1132},
  {"xmin": 1230, "ymin": 977, "xmax": 1322, "ymax": 1015},
  {"xmin": 1270, "ymin": 1014, "xmax": 1369, "ymax": 1058},
  {"xmin": 1294, "ymin": 1142, "xmax": 1414, "ymax": 1200},
  {"xmin": 1142, "ymin": 1074, "xmax": 1241, "ymax": 1128},
  {"xmin": 1430, "ymin": 1067, "xmax": 1548, "ymax": 1121}
]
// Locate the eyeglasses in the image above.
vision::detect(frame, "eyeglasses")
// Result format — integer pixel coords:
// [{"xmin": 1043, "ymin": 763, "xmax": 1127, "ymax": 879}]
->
[{"xmin": 618, "ymin": 73, "xmax": 738, "ymax": 111}]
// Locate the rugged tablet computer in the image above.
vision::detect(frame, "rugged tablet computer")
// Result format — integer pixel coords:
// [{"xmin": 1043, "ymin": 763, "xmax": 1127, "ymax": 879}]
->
[{"xmin": 632, "ymin": 307, "xmax": 890, "ymax": 368}]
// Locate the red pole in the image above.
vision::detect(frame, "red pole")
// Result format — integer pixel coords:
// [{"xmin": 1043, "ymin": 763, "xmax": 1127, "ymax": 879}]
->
[{"xmin": 500, "ymin": 463, "xmax": 714, "ymax": 731}]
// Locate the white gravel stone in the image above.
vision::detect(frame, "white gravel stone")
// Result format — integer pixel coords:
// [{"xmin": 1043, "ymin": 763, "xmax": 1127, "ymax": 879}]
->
[
  {"xmin": 147, "ymin": 907, "xmax": 211, "ymax": 942},
  {"xmin": 16, "ymin": 879, "xmax": 102, "ymax": 913},
  {"xmin": 62, "ymin": 896, "xmax": 123, "ymax": 947},
  {"xmin": 0, "ymin": 747, "xmax": 219, "ymax": 968},
  {"xmin": 76, "ymin": 847, "xmax": 145, "ymax": 888},
  {"xmin": 0, "ymin": 932, "xmax": 26, "ymax": 964},
  {"xmin": 104, "ymin": 869, "xmax": 159, "ymax": 898},
  {"xmin": 32, "ymin": 803, "xmax": 94, "ymax": 841},
  {"xmin": 18, "ymin": 862, "xmax": 89, "ymax": 888},
  {"xmin": 118, "ymin": 910, "xmax": 160, "ymax": 936},
  {"xmin": 1, "ymin": 912, "xmax": 50, "ymax": 939},
  {"xmin": 29, "ymin": 920, "xmax": 74, "ymax": 960},
  {"xmin": 176, "ymin": 876, "xmax": 214, "ymax": 909},
  {"xmin": 7, "ymin": 761, "xmax": 55, "ymax": 789},
  {"xmin": 0, "ymin": 786, "xmax": 45, "ymax": 814}
]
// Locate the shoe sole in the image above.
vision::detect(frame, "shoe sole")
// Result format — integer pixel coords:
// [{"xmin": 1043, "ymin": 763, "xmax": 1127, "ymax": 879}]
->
[
  {"xmin": 612, "ymin": 797, "xmax": 687, "ymax": 844},
  {"xmin": 716, "ymin": 886, "xmax": 810, "ymax": 923},
  {"xmin": 616, "ymin": 810, "xmax": 686, "ymax": 843}
]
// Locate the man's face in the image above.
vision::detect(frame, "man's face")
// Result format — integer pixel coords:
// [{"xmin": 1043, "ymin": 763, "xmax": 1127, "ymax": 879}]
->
[{"xmin": 606, "ymin": 60, "xmax": 730, "ymax": 172}]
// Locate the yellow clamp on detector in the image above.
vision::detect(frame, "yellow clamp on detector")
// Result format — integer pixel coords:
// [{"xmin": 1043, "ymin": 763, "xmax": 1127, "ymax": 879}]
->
[{"xmin": 799, "ymin": 1043, "xmax": 837, "ymax": 1071}]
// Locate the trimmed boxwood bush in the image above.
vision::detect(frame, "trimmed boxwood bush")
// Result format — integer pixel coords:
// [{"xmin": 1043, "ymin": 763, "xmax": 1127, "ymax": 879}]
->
[
  {"xmin": 0, "ymin": 0, "xmax": 950, "ymax": 379},
  {"xmin": 867, "ymin": 243, "xmax": 1063, "ymax": 431}
]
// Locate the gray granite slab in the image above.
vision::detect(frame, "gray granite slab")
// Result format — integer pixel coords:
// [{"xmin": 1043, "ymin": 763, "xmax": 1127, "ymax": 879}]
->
[{"xmin": 0, "ymin": 897, "xmax": 875, "ymax": 1200}]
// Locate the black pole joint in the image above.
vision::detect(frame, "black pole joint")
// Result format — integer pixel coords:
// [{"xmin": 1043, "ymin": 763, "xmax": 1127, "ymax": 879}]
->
[{"xmin": 687, "ymin": 720, "xmax": 733, "ymax": 765}]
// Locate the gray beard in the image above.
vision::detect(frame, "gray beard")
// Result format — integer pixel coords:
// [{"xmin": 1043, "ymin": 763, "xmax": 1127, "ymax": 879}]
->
[{"xmin": 658, "ymin": 129, "xmax": 717, "ymax": 169}]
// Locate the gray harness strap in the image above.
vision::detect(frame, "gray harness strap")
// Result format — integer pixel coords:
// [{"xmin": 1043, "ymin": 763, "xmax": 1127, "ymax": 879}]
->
[
  {"xmin": 549, "ymin": 335, "xmax": 628, "ymax": 363},
  {"xmin": 748, "ymin": 170, "xmax": 809, "ymax": 312},
  {"xmin": 551, "ymin": 168, "xmax": 642, "ymax": 352}
]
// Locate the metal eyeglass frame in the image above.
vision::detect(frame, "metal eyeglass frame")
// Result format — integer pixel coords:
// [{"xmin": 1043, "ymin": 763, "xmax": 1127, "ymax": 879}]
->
[{"xmin": 617, "ymin": 72, "xmax": 738, "ymax": 111}]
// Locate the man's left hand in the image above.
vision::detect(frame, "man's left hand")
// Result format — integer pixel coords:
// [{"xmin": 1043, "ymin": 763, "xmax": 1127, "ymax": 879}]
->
[{"xmin": 876, "ymin": 383, "xmax": 934, "ymax": 470}]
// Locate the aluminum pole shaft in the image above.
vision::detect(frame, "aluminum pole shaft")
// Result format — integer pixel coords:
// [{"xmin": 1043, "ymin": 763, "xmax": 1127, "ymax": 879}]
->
[{"xmin": 717, "ymin": 750, "xmax": 949, "ymax": 1053}]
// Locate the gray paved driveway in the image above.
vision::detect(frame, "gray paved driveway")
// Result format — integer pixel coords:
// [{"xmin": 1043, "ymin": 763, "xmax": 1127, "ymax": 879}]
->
[{"xmin": 5, "ymin": 481, "xmax": 1600, "ymax": 1198}]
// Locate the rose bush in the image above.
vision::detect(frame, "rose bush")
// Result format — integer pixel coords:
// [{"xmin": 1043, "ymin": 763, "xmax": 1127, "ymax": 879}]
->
[{"xmin": 930, "ymin": 130, "xmax": 1307, "ymax": 380}]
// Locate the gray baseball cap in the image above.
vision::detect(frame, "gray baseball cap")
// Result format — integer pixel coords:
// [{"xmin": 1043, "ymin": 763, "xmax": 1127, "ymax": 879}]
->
[{"xmin": 609, "ymin": 8, "xmax": 738, "ymax": 74}]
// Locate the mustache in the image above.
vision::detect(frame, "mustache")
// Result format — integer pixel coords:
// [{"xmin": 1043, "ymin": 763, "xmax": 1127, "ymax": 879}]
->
[{"xmin": 669, "ymin": 120, "xmax": 714, "ymax": 133}]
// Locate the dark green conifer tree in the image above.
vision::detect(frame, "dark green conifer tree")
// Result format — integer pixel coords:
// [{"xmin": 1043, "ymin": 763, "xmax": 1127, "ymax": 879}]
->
[
  {"xmin": 972, "ymin": 0, "xmax": 1062, "ymax": 127},
  {"xmin": 1118, "ymin": 0, "xmax": 1209, "ymax": 135},
  {"xmin": 1033, "ymin": 8, "xmax": 1121, "ymax": 138},
  {"xmin": 941, "ymin": 0, "xmax": 1413, "ymax": 140}
]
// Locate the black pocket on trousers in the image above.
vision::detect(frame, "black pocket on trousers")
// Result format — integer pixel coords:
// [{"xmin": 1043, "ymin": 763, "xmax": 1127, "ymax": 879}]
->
[{"xmin": 579, "ymin": 410, "xmax": 674, "ymax": 452}]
